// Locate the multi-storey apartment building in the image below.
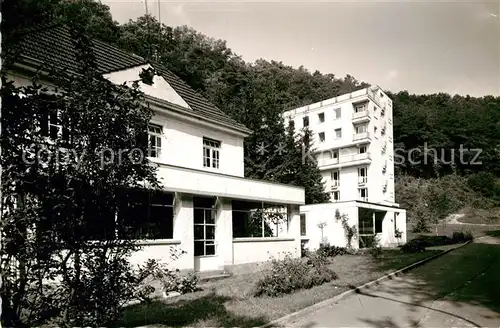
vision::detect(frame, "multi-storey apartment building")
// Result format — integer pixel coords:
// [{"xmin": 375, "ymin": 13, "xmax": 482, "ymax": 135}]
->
[
  {"xmin": 283, "ymin": 86, "xmax": 395, "ymax": 205},
  {"xmin": 7, "ymin": 24, "xmax": 305, "ymax": 273},
  {"xmin": 283, "ymin": 87, "xmax": 406, "ymax": 249}
]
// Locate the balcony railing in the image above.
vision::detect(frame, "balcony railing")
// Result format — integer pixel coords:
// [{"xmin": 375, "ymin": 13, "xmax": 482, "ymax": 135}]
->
[
  {"xmin": 329, "ymin": 181, "xmax": 340, "ymax": 190},
  {"xmin": 318, "ymin": 152, "xmax": 371, "ymax": 167},
  {"xmin": 352, "ymin": 110, "xmax": 370, "ymax": 120},
  {"xmin": 358, "ymin": 176, "xmax": 368, "ymax": 185},
  {"xmin": 353, "ymin": 132, "xmax": 371, "ymax": 141}
]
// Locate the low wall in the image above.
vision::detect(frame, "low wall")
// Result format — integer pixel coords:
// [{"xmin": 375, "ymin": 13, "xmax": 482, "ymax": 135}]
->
[
  {"xmin": 127, "ymin": 240, "xmax": 193, "ymax": 271},
  {"xmin": 232, "ymin": 238, "xmax": 300, "ymax": 265}
]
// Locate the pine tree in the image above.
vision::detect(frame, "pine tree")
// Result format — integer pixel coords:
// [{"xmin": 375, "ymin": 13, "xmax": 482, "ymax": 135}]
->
[{"xmin": 280, "ymin": 123, "xmax": 330, "ymax": 204}]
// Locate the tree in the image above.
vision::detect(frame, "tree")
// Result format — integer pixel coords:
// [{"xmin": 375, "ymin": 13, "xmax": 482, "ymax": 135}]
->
[{"xmin": 1, "ymin": 26, "xmax": 160, "ymax": 326}]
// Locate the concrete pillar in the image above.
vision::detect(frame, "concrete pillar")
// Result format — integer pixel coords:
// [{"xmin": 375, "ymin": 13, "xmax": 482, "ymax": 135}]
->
[
  {"xmin": 173, "ymin": 193, "xmax": 194, "ymax": 270},
  {"xmin": 287, "ymin": 204, "xmax": 301, "ymax": 258},
  {"xmin": 216, "ymin": 198, "xmax": 233, "ymax": 269}
]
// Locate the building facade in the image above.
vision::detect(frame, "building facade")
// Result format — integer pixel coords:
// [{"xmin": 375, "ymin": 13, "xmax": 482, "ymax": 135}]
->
[
  {"xmin": 283, "ymin": 87, "xmax": 407, "ymax": 249},
  {"xmin": 8, "ymin": 25, "xmax": 305, "ymax": 273}
]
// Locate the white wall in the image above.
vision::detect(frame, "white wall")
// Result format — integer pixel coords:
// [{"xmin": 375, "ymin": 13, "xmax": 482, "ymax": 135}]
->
[
  {"xmin": 300, "ymin": 202, "xmax": 359, "ymax": 250},
  {"xmin": 232, "ymin": 239, "xmax": 299, "ymax": 264},
  {"xmin": 301, "ymin": 202, "xmax": 407, "ymax": 250},
  {"xmin": 150, "ymin": 111, "xmax": 245, "ymax": 177}
]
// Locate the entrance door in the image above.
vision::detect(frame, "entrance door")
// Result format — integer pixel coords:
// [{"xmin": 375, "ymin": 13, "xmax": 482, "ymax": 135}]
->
[{"xmin": 193, "ymin": 197, "xmax": 219, "ymax": 272}]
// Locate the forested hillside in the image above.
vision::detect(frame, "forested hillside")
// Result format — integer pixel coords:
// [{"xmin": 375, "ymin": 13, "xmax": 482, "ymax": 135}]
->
[{"xmin": 4, "ymin": 0, "xmax": 500, "ymax": 229}]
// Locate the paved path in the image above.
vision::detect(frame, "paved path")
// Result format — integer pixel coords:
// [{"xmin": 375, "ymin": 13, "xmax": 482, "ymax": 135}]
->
[{"xmin": 282, "ymin": 239, "xmax": 500, "ymax": 328}]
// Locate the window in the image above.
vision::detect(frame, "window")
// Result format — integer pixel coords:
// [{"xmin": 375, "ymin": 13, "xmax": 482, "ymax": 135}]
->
[
  {"xmin": 318, "ymin": 113, "xmax": 325, "ymax": 123},
  {"xmin": 118, "ymin": 189, "xmax": 174, "ymax": 240},
  {"xmin": 358, "ymin": 187, "xmax": 368, "ymax": 201},
  {"xmin": 389, "ymin": 137, "xmax": 393, "ymax": 143},
  {"xmin": 194, "ymin": 197, "xmax": 217, "ymax": 256},
  {"xmin": 354, "ymin": 103, "xmax": 367, "ymax": 113},
  {"xmin": 389, "ymin": 173, "xmax": 394, "ymax": 179},
  {"xmin": 374, "ymin": 126, "xmax": 378, "ymax": 135},
  {"xmin": 358, "ymin": 167, "xmax": 367, "ymax": 184},
  {"xmin": 300, "ymin": 214, "xmax": 307, "ymax": 236},
  {"xmin": 327, "ymin": 149, "xmax": 339, "ymax": 159},
  {"xmin": 358, "ymin": 208, "xmax": 373, "ymax": 235},
  {"xmin": 331, "ymin": 191, "xmax": 340, "ymax": 201},
  {"xmin": 319, "ymin": 132, "xmax": 325, "ymax": 142},
  {"xmin": 83, "ymin": 194, "xmax": 117, "ymax": 241},
  {"xmin": 232, "ymin": 201, "xmax": 287, "ymax": 238},
  {"xmin": 389, "ymin": 155, "xmax": 393, "ymax": 161},
  {"xmin": 358, "ymin": 146, "xmax": 367, "ymax": 154},
  {"xmin": 388, "ymin": 118, "xmax": 392, "ymax": 125},
  {"xmin": 334, "ymin": 108, "xmax": 341, "ymax": 119},
  {"xmin": 355, "ymin": 124, "xmax": 367, "ymax": 134},
  {"xmin": 303, "ymin": 116, "xmax": 309, "ymax": 127},
  {"xmin": 289, "ymin": 120, "xmax": 295, "ymax": 129},
  {"xmin": 148, "ymin": 124, "xmax": 162, "ymax": 158},
  {"xmin": 331, "ymin": 170, "xmax": 340, "ymax": 185},
  {"xmin": 43, "ymin": 109, "xmax": 71, "ymax": 144},
  {"xmin": 334, "ymin": 128, "xmax": 342, "ymax": 139},
  {"xmin": 203, "ymin": 137, "xmax": 221, "ymax": 169},
  {"xmin": 375, "ymin": 212, "xmax": 384, "ymax": 233}
]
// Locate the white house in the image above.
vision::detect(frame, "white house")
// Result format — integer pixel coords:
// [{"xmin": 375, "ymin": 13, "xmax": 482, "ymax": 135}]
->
[
  {"xmin": 283, "ymin": 87, "xmax": 407, "ymax": 249},
  {"xmin": 8, "ymin": 25, "xmax": 305, "ymax": 272}
]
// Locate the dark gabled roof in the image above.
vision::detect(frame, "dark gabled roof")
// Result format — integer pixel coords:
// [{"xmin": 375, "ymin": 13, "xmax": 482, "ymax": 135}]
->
[{"xmin": 12, "ymin": 24, "xmax": 251, "ymax": 135}]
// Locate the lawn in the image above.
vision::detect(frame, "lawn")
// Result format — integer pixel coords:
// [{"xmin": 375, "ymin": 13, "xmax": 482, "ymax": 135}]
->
[
  {"xmin": 457, "ymin": 208, "xmax": 500, "ymax": 225},
  {"xmin": 118, "ymin": 250, "xmax": 441, "ymax": 327},
  {"xmin": 407, "ymin": 222, "xmax": 500, "ymax": 242},
  {"xmin": 403, "ymin": 236, "xmax": 500, "ymax": 316}
]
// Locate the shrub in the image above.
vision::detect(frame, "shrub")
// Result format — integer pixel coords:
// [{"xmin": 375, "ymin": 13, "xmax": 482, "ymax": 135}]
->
[
  {"xmin": 368, "ymin": 235, "xmax": 382, "ymax": 258},
  {"xmin": 254, "ymin": 252, "xmax": 337, "ymax": 297},
  {"xmin": 401, "ymin": 239, "xmax": 426, "ymax": 253},
  {"xmin": 317, "ymin": 244, "xmax": 348, "ymax": 257},
  {"xmin": 451, "ymin": 231, "xmax": 473, "ymax": 243},
  {"xmin": 154, "ymin": 269, "xmax": 198, "ymax": 295}
]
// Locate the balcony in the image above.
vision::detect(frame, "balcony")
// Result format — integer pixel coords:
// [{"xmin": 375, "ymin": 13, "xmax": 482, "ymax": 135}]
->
[
  {"xmin": 341, "ymin": 152, "xmax": 371, "ymax": 163},
  {"xmin": 353, "ymin": 132, "xmax": 371, "ymax": 143},
  {"xmin": 329, "ymin": 180, "xmax": 340, "ymax": 190},
  {"xmin": 358, "ymin": 176, "xmax": 368, "ymax": 185},
  {"xmin": 352, "ymin": 110, "xmax": 371, "ymax": 123},
  {"xmin": 317, "ymin": 152, "xmax": 371, "ymax": 169}
]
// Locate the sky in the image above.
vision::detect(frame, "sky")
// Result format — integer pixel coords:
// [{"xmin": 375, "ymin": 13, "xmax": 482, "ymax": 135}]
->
[{"xmin": 102, "ymin": 0, "xmax": 500, "ymax": 97}]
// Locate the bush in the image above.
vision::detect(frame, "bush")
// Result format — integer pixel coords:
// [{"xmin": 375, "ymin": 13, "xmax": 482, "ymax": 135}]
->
[
  {"xmin": 317, "ymin": 244, "xmax": 348, "ymax": 257},
  {"xmin": 155, "ymin": 269, "xmax": 198, "ymax": 294},
  {"xmin": 451, "ymin": 231, "xmax": 473, "ymax": 243},
  {"xmin": 401, "ymin": 239, "xmax": 426, "ymax": 253},
  {"xmin": 254, "ymin": 252, "xmax": 337, "ymax": 297}
]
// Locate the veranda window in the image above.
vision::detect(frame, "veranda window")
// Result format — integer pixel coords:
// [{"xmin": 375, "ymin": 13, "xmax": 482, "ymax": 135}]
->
[
  {"xmin": 118, "ymin": 189, "xmax": 174, "ymax": 240},
  {"xmin": 232, "ymin": 200, "xmax": 288, "ymax": 238},
  {"xmin": 193, "ymin": 197, "xmax": 217, "ymax": 256}
]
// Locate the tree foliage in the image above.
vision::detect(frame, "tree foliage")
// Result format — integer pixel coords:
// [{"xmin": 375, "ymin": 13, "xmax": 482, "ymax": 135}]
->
[{"xmin": 1, "ymin": 25, "xmax": 160, "ymax": 326}]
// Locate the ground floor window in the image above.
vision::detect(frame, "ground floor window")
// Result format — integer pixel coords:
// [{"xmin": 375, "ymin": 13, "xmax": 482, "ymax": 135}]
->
[
  {"xmin": 194, "ymin": 197, "xmax": 217, "ymax": 256},
  {"xmin": 118, "ymin": 189, "xmax": 174, "ymax": 240},
  {"xmin": 232, "ymin": 200, "xmax": 288, "ymax": 238},
  {"xmin": 300, "ymin": 214, "xmax": 307, "ymax": 236},
  {"xmin": 331, "ymin": 191, "xmax": 340, "ymax": 201}
]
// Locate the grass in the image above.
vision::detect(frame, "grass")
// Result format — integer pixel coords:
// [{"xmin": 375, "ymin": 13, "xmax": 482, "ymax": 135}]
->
[
  {"xmin": 118, "ymin": 250, "xmax": 441, "ymax": 327},
  {"xmin": 403, "ymin": 236, "xmax": 500, "ymax": 315},
  {"xmin": 407, "ymin": 222, "xmax": 500, "ymax": 242},
  {"xmin": 458, "ymin": 208, "xmax": 500, "ymax": 225}
]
